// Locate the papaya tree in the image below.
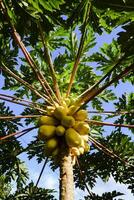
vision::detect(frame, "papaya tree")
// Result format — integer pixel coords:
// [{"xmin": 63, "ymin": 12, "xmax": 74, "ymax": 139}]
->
[{"xmin": 0, "ymin": 0, "xmax": 134, "ymax": 199}]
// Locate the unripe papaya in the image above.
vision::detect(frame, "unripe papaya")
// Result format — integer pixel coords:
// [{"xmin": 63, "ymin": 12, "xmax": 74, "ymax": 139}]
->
[
  {"xmin": 46, "ymin": 137, "xmax": 58, "ymax": 151},
  {"xmin": 65, "ymin": 128, "xmax": 82, "ymax": 147},
  {"xmin": 38, "ymin": 125, "xmax": 56, "ymax": 139},
  {"xmin": 55, "ymin": 125, "xmax": 65, "ymax": 136},
  {"xmin": 68, "ymin": 105, "xmax": 78, "ymax": 115},
  {"xmin": 74, "ymin": 109, "xmax": 88, "ymax": 121},
  {"xmin": 53, "ymin": 106, "xmax": 67, "ymax": 120},
  {"xmin": 61, "ymin": 116, "xmax": 75, "ymax": 128},
  {"xmin": 71, "ymin": 147, "xmax": 80, "ymax": 156},
  {"xmin": 38, "ymin": 116, "xmax": 58, "ymax": 126},
  {"xmin": 74, "ymin": 121, "xmax": 90, "ymax": 135}
]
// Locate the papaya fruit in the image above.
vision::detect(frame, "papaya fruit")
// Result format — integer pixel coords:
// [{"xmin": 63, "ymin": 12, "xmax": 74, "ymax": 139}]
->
[
  {"xmin": 61, "ymin": 116, "xmax": 75, "ymax": 128},
  {"xmin": 74, "ymin": 121, "xmax": 90, "ymax": 135},
  {"xmin": 53, "ymin": 106, "xmax": 67, "ymax": 120},
  {"xmin": 45, "ymin": 137, "xmax": 58, "ymax": 156},
  {"xmin": 68, "ymin": 105, "xmax": 78, "ymax": 115},
  {"xmin": 46, "ymin": 137, "xmax": 58, "ymax": 151},
  {"xmin": 55, "ymin": 125, "xmax": 65, "ymax": 136},
  {"xmin": 74, "ymin": 109, "xmax": 88, "ymax": 121},
  {"xmin": 38, "ymin": 116, "xmax": 58, "ymax": 126},
  {"xmin": 65, "ymin": 128, "xmax": 82, "ymax": 147},
  {"xmin": 38, "ymin": 125, "xmax": 56, "ymax": 139}
]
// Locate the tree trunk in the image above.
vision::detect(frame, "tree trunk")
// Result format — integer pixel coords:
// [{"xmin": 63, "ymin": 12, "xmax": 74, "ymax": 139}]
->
[{"xmin": 59, "ymin": 148, "xmax": 74, "ymax": 200}]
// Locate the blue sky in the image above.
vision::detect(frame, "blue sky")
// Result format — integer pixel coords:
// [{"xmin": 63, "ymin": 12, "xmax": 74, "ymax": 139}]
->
[{"xmin": 0, "ymin": 26, "xmax": 134, "ymax": 199}]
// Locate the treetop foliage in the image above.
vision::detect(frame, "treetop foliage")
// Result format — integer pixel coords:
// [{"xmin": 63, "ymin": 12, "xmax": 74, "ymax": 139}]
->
[{"xmin": 0, "ymin": 0, "xmax": 134, "ymax": 199}]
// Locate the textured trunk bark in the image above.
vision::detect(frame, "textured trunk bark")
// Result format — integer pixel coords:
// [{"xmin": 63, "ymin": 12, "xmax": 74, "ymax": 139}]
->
[{"xmin": 59, "ymin": 149, "xmax": 74, "ymax": 200}]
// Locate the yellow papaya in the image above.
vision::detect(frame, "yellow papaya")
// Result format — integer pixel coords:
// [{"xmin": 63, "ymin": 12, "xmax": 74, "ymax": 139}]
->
[
  {"xmin": 55, "ymin": 125, "xmax": 65, "ymax": 136},
  {"xmin": 46, "ymin": 137, "xmax": 58, "ymax": 151},
  {"xmin": 38, "ymin": 125, "xmax": 56, "ymax": 139},
  {"xmin": 65, "ymin": 128, "xmax": 82, "ymax": 147},
  {"xmin": 38, "ymin": 116, "xmax": 58, "ymax": 126},
  {"xmin": 74, "ymin": 121, "xmax": 90, "ymax": 135},
  {"xmin": 61, "ymin": 116, "xmax": 75, "ymax": 128},
  {"xmin": 53, "ymin": 106, "xmax": 67, "ymax": 120},
  {"xmin": 74, "ymin": 109, "xmax": 88, "ymax": 121}
]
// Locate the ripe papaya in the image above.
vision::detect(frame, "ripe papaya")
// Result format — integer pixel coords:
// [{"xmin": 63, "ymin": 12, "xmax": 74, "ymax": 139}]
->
[
  {"xmin": 74, "ymin": 109, "xmax": 88, "ymax": 121},
  {"xmin": 38, "ymin": 116, "xmax": 58, "ymax": 126},
  {"xmin": 55, "ymin": 125, "xmax": 65, "ymax": 136},
  {"xmin": 65, "ymin": 128, "xmax": 82, "ymax": 147},
  {"xmin": 53, "ymin": 106, "xmax": 67, "ymax": 120},
  {"xmin": 61, "ymin": 116, "xmax": 75, "ymax": 128},
  {"xmin": 74, "ymin": 121, "xmax": 90, "ymax": 135},
  {"xmin": 38, "ymin": 125, "xmax": 56, "ymax": 139}
]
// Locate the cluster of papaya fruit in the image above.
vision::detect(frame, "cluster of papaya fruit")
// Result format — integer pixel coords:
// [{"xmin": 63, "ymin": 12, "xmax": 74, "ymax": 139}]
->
[{"xmin": 38, "ymin": 98, "xmax": 90, "ymax": 164}]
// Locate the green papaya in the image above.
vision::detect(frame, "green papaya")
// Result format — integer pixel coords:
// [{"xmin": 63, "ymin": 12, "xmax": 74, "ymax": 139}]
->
[
  {"xmin": 68, "ymin": 105, "xmax": 77, "ymax": 115},
  {"xmin": 38, "ymin": 116, "xmax": 58, "ymax": 126},
  {"xmin": 65, "ymin": 128, "xmax": 82, "ymax": 147},
  {"xmin": 55, "ymin": 125, "xmax": 65, "ymax": 136},
  {"xmin": 74, "ymin": 109, "xmax": 88, "ymax": 121},
  {"xmin": 61, "ymin": 116, "xmax": 75, "ymax": 128},
  {"xmin": 46, "ymin": 137, "xmax": 58, "ymax": 151},
  {"xmin": 38, "ymin": 125, "xmax": 56, "ymax": 139},
  {"xmin": 74, "ymin": 121, "xmax": 90, "ymax": 135},
  {"xmin": 53, "ymin": 106, "xmax": 67, "ymax": 120}
]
